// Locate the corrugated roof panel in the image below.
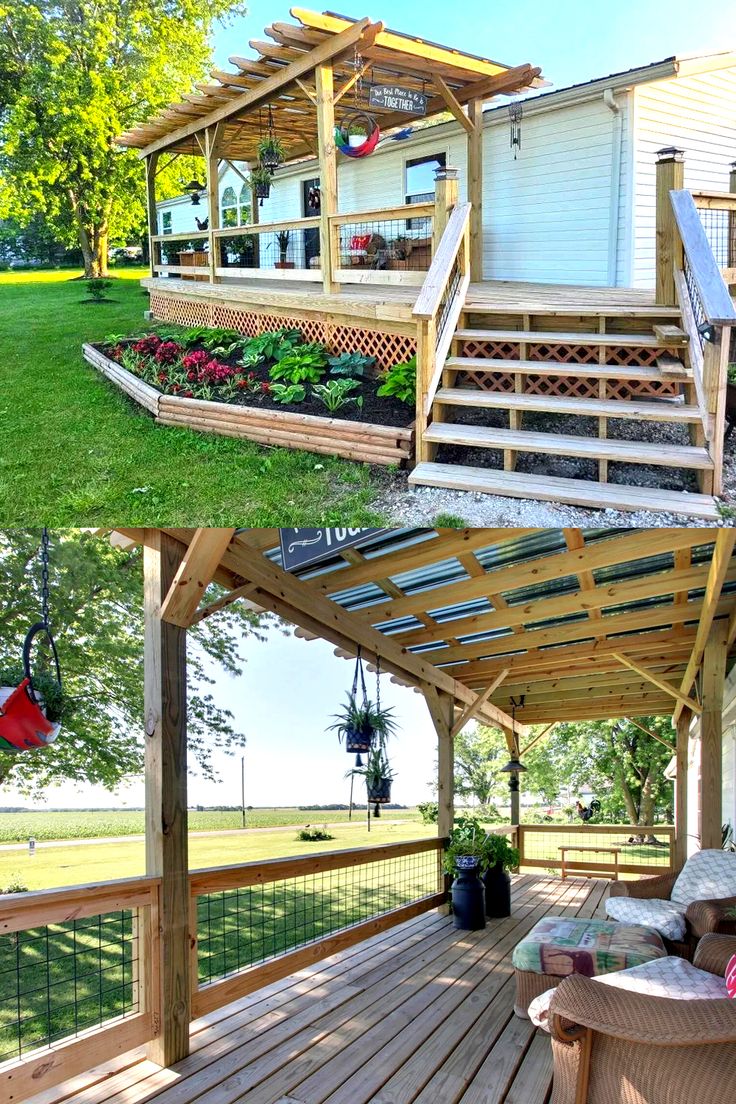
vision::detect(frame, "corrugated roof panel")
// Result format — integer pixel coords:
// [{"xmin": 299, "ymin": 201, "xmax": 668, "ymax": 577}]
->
[
  {"xmin": 593, "ymin": 552, "xmax": 674, "ymax": 585},
  {"xmin": 501, "ymin": 574, "xmax": 581, "ymax": 605},
  {"xmin": 425, "ymin": 597, "xmax": 494, "ymax": 624},
  {"xmin": 523, "ymin": 610, "xmax": 592, "ymax": 632}
]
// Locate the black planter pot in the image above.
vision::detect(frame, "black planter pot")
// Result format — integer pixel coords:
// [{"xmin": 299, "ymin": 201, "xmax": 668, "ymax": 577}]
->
[
  {"xmin": 483, "ymin": 862, "xmax": 511, "ymax": 918},
  {"xmin": 259, "ymin": 151, "xmax": 283, "ymax": 171},
  {"xmin": 451, "ymin": 858, "xmax": 486, "ymax": 931},
  {"xmin": 367, "ymin": 777, "xmax": 391, "ymax": 803},
  {"xmin": 345, "ymin": 725, "xmax": 372, "ymax": 754},
  {"xmin": 254, "ymin": 182, "xmax": 271, "ymax": 200}
]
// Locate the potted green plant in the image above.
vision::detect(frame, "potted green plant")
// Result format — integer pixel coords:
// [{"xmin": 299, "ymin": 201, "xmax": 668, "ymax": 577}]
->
[
  {"xmin": 258, "ymin": 135, "xmax": 285, "ymax": 171},
  {"xmin": 275, "ymin": 230, "xmax": 294, "ymax": 269},
  {"xmin": 347, "ymin": 748, "xmax": 395, "ymax": 814},
  {"xmin": 482, "ymin": 833, "xmax": 519, "ymax": 918},
  {"xmin": 348, "ymin": 123, "xmax": 367, "ymax": 149},
  {"xmin": 327, "ymin": 692, "xmax": 398, "ymax": 754},
  {"xmin": 250, "ymin": 166, "xmax": 273, "ymax": 202},
  {"xmin": 443, "ymin": 817, "xmax": 488, "ymax": 931}
]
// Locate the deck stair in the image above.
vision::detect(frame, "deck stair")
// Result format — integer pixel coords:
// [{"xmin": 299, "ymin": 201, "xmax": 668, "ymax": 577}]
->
[{"xmin": 411, "ymin": 295, "xmax": 721, "ymax": 520}]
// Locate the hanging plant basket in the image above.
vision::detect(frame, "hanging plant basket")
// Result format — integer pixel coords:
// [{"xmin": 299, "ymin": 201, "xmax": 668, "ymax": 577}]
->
[
  {"xmin": 254, "ymin": 179, "xmax": 271, "ymax": 200},
  {"xmin": 345, "ymin": 724, "xmax": 373, "ymax": 754},
  {"xmin": 367, "ymin": 776, "xmax": 392, "ymax": 803},
  {"xmin": 0, "ymin": 624, "xmax": 63, "ymax": 753}
]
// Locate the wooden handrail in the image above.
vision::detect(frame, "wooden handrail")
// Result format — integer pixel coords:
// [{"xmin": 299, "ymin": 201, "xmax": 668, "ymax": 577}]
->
[
  {"xmin": 213, "ymin": 215, "xmax": 321, "ymax": 237},
  {"xmin": 0, "ymin": 874, "xmax": 161, "ymax": 934},
  {"xmin": 150, "ymin": 231, "xmax": 210, "ymax": 243},
  {"xmin": 190, "ymin": 836, "xmax": 446, "ymax": 895},
  {"xmin": 329, "ymin": 202, "xmax": 435, "ymax": 227},
  {"xmin": 691, "ymin": 190, "xmax": 736, "ymax": 211},
  {"xmin": 670, "ymin": 190, "xmax": 736, "ymax": 325},
  {"xmin": 413, "ymin": 202, "xmax": 471, "ymax": 320}
]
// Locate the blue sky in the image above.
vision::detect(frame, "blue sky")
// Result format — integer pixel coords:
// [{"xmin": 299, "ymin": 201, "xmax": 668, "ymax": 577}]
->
[
  {"xmin": 212, "ymin": 1, "xmax": 736, "ymax": 90},
  {"xmin": 4, "ymin": 625, "xmax": 440, "ymax": 810}
]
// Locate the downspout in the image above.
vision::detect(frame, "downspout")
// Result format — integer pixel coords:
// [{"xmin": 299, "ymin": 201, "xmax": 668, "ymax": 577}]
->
[{"xmin": 604, "ymin": 88, "xmax": 623, "ymax": 286}]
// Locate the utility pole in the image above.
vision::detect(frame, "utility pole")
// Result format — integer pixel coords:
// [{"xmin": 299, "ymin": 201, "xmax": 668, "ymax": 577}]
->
[{"xmin": 241, "ymin": 755, "xmax": 246, "ymax": 829}]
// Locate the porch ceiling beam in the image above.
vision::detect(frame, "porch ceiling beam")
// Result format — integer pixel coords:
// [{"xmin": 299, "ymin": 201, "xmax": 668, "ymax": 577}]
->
[
  {"xmin": 612, "ymin": 652, "xmax": 702, "ymax": 714},
  {"xmin": 353, "ymin": 529, "xmax": 713, "ymax": 623},
  {"xmin": 673, "ymin": 530, "xmax": 736, "ymax": 723},
  {"xmin": 519, "ymin": 700, "xmax": 674, "ymax": 724},
  {"xmin": 450, "ymin": 670, "xmax": 509, "ymax": 738},
  {"xmin": 137, "ymin": 17, "xmax": 382, "ymax": 158},
  {"xmin": 625, "ymin": 717, "xmax": 676, "ymax": 752},
  {"xmin": 498, "ymin": 680, "xmax": 674, "ymax": 708},
  {"xmin": 221, "ymin": 535, "xmax": 528, "ymax": 737},
  {"xmin": 160, "ymin": 529, "xmax": 237, "ymax": 628},
  {"xmin": 393, "ymin": 562, "xmax": 720, "ymax": 647},
  {"xmin": 494, "ymin": 662, "xmax": 690, "ymax": 695},
  {"xmin": 432, "ymin": 76, "xmax": 475, "ymax": 135},
  {"xmin": 428, "ymin": 597, "xmax": 711, "ymax": 666},
  {"xmin": 520, "ymin": 723, "xmax": 556, "ymax": 757},
  {"xmin": 189, "ymin": 582, "xmax": 261, "ymax": 626},
  {"xmin": 563, "ymin": 529, "xmax": 601, "ymax": 621}
]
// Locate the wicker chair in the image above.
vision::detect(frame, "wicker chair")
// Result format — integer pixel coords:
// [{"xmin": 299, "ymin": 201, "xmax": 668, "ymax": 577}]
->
[
  {"xmin": 547, "ymin": 934, "xmax": 736, "ymax": 1104},
  {"xmin": 608, "ymin": 867, "xmax": 736, "ymax": 956}
]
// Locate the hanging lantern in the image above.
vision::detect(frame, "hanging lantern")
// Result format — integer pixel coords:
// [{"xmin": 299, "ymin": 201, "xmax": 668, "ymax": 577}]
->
[
  {"xmin": 509, "ymin": 101, "xmax": 523, "ymax": 159},
  {"xmin": 185, "ymin": 179, "xmax": 206, "ymax": 206}
]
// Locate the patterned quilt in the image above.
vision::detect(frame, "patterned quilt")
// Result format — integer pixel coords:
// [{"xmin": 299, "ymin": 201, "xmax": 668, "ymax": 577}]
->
[{"xmin": 512, "ymin": 916, "xmax": 666, "ymax": 978}]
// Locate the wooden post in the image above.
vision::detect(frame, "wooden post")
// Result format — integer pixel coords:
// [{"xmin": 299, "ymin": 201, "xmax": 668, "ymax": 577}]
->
[
  {"xmin": 729, "ymin": 160, "xmax": 736, "ymax": 294},
  {"xmin": 145, "ymin": 153, "xmax": 159, "ymax": 278},
  {"xmin": 315, "ymin": 61, "xmax": 338, "ymax": 294},
  {"xmin": 143, "ymin": 530, "xmax": 190, "ymax": 1067},
  {"xmin": 424, "ymin": 687, "xmax": 454, "ymax": 904},
  {"xmin": 700, "ymin": 619, "xmax": 728, "ymax": 850},
  {"xmin": 467, "ymin": 100, "xmax": 483, "ymax": 281},
  {"xmin": 433, "ymin": 166, "xmax": 459, "ymax": 254},
  {"xmin": 205, "ymin": 125, "xmax": 221, "ymax": 284},
  {"xmin": 655, "ymin": 147, "xmax": 685, "ymax": 305},
  {"xmin": 674, "ymin": 709, "xmax": 691, "ymax": 870}
]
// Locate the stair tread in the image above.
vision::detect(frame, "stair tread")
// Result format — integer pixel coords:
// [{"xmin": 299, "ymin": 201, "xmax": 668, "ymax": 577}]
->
[
  {"xmin": 455, "ymin": 328, "xmax": 677, "ymax": 347},
  {"xmin": 423, "ymin": 423, "xmax": 713, "ymax": 469},
  {"xmin": 444, "ymin": 357, "xmax": 689, "ymax": 382},
  {"xmin": 434, "ymin": 387, "xmax": 701, "ymax": 423},
  {"xmin": 462, "ymin": 301, "xmax": 683, "ymax": 318},
  {"xmin": 408, "ymin": 463, "xmax": 720, "ymax": 520}
]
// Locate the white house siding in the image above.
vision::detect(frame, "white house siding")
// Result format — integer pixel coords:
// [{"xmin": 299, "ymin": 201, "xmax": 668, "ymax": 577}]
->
[
  {"xmin": 482, "ymin": 94, "xmax": 629, "ymax": 286},
  {"xmin": 631, "ymin": 67, "xmax": 736, "ymax": 288}
]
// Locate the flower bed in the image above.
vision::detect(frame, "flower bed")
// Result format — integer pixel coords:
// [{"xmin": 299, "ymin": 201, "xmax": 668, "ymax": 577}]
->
[{"xmin": 82, "ymin": 324, "xmax": 415, "ymax": 466}]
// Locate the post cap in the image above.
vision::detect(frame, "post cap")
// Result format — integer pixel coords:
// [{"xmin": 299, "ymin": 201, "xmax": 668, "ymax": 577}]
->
[
  {"xmin": 656, "ymin": 147, "xmax": 685, "ymax": 163},
  {"xmin": 434, "ymin": 165, "xmax": 460, "ymax": 180},
  {"xmin": 730, "ymin": 161, "xmax": 736, "ymax": 172}
]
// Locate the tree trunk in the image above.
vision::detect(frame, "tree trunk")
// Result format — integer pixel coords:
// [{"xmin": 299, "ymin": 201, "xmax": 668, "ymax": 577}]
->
[
  {"xmin": 637, "ymin": 772, "xmax": 660, "ymax": 844},
  {"xmin": 69, "ymin": 189, "xmax": 108, "ymax": 277}
]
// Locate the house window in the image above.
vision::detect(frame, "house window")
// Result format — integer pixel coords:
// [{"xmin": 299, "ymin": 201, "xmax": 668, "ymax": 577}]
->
[
  {"xmin": 405, "ymin": 152, "xmax": 445, "ymax": 229},
  {"xmin": 239, "ymin": 183, "xmax": 252, "ymax": 226},
  {"xmin": 221, "ymin": 186, "xmax": 238, "ymax": 228},
  {"xmin": 161, "ymin": 211, "xmax": 172, "ymax": 235}
]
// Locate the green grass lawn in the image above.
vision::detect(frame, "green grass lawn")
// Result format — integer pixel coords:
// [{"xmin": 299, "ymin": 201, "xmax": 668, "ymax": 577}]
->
[{"xmin": 0, "ymin": 269, "xmax": 386, "ymax": 524}]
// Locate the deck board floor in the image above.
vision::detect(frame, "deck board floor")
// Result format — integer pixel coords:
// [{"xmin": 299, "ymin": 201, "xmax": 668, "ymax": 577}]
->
[{"xmin": 28, "ymin": 875, "xmax": 610, "ymax": 1104}]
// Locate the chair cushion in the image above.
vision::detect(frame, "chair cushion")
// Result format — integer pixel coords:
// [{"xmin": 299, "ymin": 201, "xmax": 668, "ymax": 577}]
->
[
  {"xmin": 727, "ymin": 954, "xmax": 736, "ymax": 999},
  {"xmin": 512, "ymin": 916, "xmax": 666, "ymax": 978},
  {"xmin": 528, "ymin": 955, "xmax": 728, "ymax": 1030},
  {"xmin": 605, "ymin": 895, "xmax": 687, "ymax": 941},
  {"xmin": 671, "ymin": 849, "xmax": 736, "ymax": 905}
]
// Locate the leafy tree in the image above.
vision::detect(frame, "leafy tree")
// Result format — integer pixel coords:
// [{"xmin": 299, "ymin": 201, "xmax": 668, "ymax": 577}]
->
[
  {"xmin": 0, "ymin": 0, "xmax": 245, "ymax": 276},
  {"xmin": 0, "ymin": 530, "xmax": 274, "ymax": 797},
  {"xmin": 453, "ymin": 724, "xmax": 510, "ymax": 807}
]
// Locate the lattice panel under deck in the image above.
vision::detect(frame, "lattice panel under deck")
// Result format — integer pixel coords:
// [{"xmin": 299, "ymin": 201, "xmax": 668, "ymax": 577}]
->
[{"xmin": 149, "ymin": 294, "xmax": 416, "ymax": 370}]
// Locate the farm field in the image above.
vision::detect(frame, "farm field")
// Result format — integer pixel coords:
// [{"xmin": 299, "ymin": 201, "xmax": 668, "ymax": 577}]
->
[{"xmin": 0, "ymin": 806, "xmax": 423, "ymax": 843}]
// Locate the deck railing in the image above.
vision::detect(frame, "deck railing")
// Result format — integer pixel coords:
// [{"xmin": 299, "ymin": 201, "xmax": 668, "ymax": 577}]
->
[
  {"xmin": 151, "ymin": 230, "xmax": 211, "ymax": 277},
  {"xmin": 670, "ymin": 188, "xmax": 736, "ymax": 495},
  {"xmin": 188, "ymin": 838, "xmax": 447, "ymax": 1017},
  {"xmin": 329, "ymin": 202, "xmax": 436, "ymax": 287},
  {"xmin": 691, "ymin": 189, "xmax": 736, "ymax": 284},
  {"xmin": 0, "ymin": 876, "xmax": 160, "ymax": 1101},
  {"xmin": 517, "ymin": 823, "xmax": 675, "ymax": 878},
  {"xmin": 214, "ymin": 216, "xmax": 322, "ymax": 282},
  {"xmin": 412, "ymin": 201, "xmax": 471, "ymax": 461}
]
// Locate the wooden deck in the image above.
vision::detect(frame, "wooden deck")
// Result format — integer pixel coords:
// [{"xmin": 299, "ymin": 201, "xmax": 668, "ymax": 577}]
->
[{"xmin": 30, "ymin": 874, "xmax": 609, "ymax": 1104}]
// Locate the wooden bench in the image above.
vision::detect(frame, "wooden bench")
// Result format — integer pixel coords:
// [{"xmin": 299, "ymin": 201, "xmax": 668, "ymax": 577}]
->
[{"xmin": 559, "ymin": 844, "xmax": 620, "ymax": 881}]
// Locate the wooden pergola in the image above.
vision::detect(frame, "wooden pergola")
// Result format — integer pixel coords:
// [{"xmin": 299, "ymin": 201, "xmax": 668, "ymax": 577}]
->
[{"xmin": 118, "ymin": 8, "xmax": 543, "ymax": 286}]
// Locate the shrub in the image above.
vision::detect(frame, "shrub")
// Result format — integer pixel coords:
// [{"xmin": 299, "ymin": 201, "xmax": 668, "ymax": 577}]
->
[
  {"xmin": 85, "ymin": 277, "xmax": 112, "ymax": 302},
  {"xmin": 377, "ymin": 355, "xmax": 416, "ymax": 404},
  {"xmin": 269, "ymin": 343, "xmax": 328, "ymax": 385},
  {"xmin": 312, "ymin": 378, "xmax": 362, "ymax": 413},
  {"xmin": 296, "ymin": 826, "xmax": 335, "ymax": 842},
  {"xmin": 417, "ymin": 801, "xmax": 439, "ymax": 824},
  {"xmin": 1, "ymin": 874, "xmax": 28, "ymax": 894}
]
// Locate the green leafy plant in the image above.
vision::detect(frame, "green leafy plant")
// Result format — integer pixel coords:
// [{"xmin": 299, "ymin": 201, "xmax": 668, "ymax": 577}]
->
[
  {"xmin": 296, "ymin": 826, "xmax": 334, "ymax": 842},
  {"xmin": 269, "ymin": 343, "xmax": 328, "ymax": 385},
  {"xmin": 312, "ymin": 378, "xmax": 362, "ymax": 413},
  {"xmin": 443, "ymin": 816, "xmax": 519, "ymax": 875},
  {"xmin": 727, "ymin": 363, "xmax": 736, "ymax": 384},
  {"xmin": 85, "ymin": 278, "xmax": 112, "ymax": 302},
  {"xmin": 377, "ymin": 354, "xmax": 417, "ymax": 404},
  {"xmin": 433, "ymin": 513, "xmax": 467, "ymax": 529},
  {"xmin": 417, "ymin": 801, "xmax": 439, "ymax": 825},
  {"xmin": 348, "ymin": 124, "xmax": 367, "ymax": 137},
  {"xmin": 244, "ymin": 329, "xmax": 302, "ymax": 361},
  {"xmin": 0, "ymin": 665, "xmax": 66, "ymax": 723},
  {"xmin": 328, "ymin": 351, "xmax": 376, "ymax": 378},
  {"xmin": 327, "ymin": 692, "xmax": 398, "ymax": 750},
  {"xmin": 257, "ymin": 135, "xmax": 285, "ymax": 167},
  {"xmin": 269, "ymin": 382, "xmax": 306, "ymax": 404},
  {"xmin": 275, "ymin": 230, "xmax": 290, "ymax": 263},
  {"xmin": 346, "ymin": 747, "xmax": 395, "ymax": 787},
  {"xmin": 250, "ymin": 165, "xmax": 273, "ymax": 195},
  {"xmin": 1, "ymin": 874, "xmax": 28, "ymax": 895}
]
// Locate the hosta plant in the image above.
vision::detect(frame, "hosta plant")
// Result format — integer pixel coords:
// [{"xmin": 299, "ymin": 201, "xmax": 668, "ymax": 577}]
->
[
  {"xmin": 328, "ymin": 351, "xmax": 376, "ymax": 377},
  {"xmin": 269, "ymin": 343, "xmax": 328, "ymax": 385},
  {"xmin": 244, "ymin": 328, "xmax": 302, "ymax": 361},
  {"xmin": 312, "ymin": 378, "xmax": 363, "ymax": 413},
  {"xmin": 270, "ymin": 382, "xmax": 306, "ymax": 404},
  {"xmin": 377, "ymin": 354, "xmax": 417, "ymax": 404}
]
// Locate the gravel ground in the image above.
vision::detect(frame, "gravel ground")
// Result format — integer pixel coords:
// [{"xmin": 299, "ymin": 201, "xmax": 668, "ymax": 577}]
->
[{"xmin": 369, "ymin": 409, "xmax": 736, "ymax": 529}]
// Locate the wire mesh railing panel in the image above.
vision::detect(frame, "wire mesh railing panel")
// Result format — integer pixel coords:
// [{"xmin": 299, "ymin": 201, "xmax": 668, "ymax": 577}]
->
[
  {"xmin": 435, "ymin": 253, "xmax": 463, "ymax": 349},
  {"xmin": 683, "ymin": 254, "xmax": 707, "ymax": 349},
  {"xmin": 0, "ymin": 910, "xmax": 138, "ymax": 1064},
  {"xmin": 195, "ymin": 848, "xmax": 440, "ymax": 987},
  {"xmin": 217, "ymin": 231, "xmax": 315, "ymax": 272},
  {"xmin": 336, "ymin": 219, "xmax": 432, "ymax": 272},
  {"xmin": 697, "ymin": 207, "xmax": 733, "ymax": 270},
  {"xmin": 519, "ymin": 826, "xmax": 673, "ymax": 875}
]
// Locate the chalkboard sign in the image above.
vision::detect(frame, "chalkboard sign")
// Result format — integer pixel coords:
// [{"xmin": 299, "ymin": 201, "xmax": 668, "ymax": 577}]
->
[
  {"xmin": 279, "ymin": 528, "xmax": 390, "ymax": 572},
  {"xmin": 369, "ymin": 84, "xmax": 428, "ymax": 116}
]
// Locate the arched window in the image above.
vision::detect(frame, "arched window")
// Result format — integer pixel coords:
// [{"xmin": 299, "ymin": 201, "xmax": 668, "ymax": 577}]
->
[
  {"xmin": 221, "ymin": 186, "xmax": 238, "ymax": 228},
  {"xmin": 239, "ymin": 184, "xmax": 252, "ymax": 226}
]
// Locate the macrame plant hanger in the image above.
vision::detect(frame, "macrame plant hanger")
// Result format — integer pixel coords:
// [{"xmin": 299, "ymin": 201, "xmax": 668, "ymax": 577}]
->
[{"xmin": 348, "ymin": 645, "xmax": 369, "ymax": 822}]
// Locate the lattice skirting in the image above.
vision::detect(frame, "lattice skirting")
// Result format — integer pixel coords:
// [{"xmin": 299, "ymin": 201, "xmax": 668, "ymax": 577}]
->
[
  {"xmin": 457, "ymin": 339, "xmax": 680, "ymax": 399},
  {"xmin": 149, "ymin": 292, "xmax": 416, "ymax": 370}
]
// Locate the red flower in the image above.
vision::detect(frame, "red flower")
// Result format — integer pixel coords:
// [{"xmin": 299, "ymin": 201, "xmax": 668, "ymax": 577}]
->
[
  {"xmin": 133, "ymin": 334, "xmax": 162, "ymax": 356},
  {"xmin": 183, "ymin": 390, "xmax": 194, "ymax": 398},
  {"xmin": 260, "ymin": 381, "xmax": 271, "ymax": 394},
  {"xmin": 154, "ymin": 341, "xmax": 182, "ymax": 365},
  {"xmin": 182, "ymin": 349, "xmax": 209, "ymax": 371},
  {"xmin": 157, "ymin": 371, "xmax": 168, "ymax": 382}
]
